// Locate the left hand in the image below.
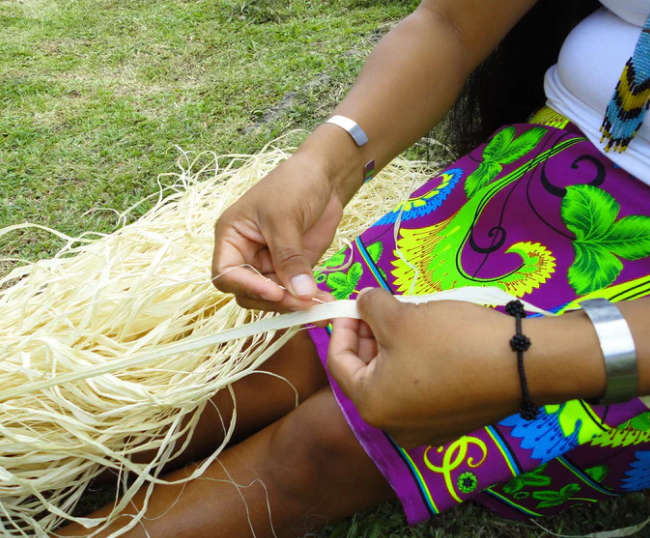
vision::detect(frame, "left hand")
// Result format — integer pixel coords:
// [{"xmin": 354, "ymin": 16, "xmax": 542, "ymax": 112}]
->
[{"xmin": 327, "ymin": 288, "xmax": 523, "ymax": 448}]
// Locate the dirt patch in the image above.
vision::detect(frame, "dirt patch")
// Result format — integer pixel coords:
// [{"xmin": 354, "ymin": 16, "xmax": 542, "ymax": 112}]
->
[
  {"xmin": 243, "ymin": 90, "xmax": 297, "ymax": 134},
  {"xmin": 242, "ymin": 72, "xmax": 333, "ymax": 134},
  {"xmin": 38, "ymin": 38, "xmax": 92, "ymax": 55},
  {"xmin": 241, "ymin": 23, "xmax": 396, "ymax": 135},
  {"xmin": 366, "ymin": 24, "xmax": 392, "ymax": 46}
]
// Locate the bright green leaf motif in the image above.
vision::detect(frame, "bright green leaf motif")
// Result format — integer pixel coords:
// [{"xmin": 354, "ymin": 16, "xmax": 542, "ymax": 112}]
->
[
  {"xmin": 465, "ymin": 126, "xmax": 546, "ymax": 199},
  {"xmin": 326, "ymin": 262, "xmax": 363, "ymax": 300},
  {"xmin": 562, "ymin": 184, "xmax": 650, "ymax": 294}
]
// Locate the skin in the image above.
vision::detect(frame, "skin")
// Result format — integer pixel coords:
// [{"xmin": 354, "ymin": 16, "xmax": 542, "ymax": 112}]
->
[
  {"xmin": 328, "ymin": 289, "xmax": 650, "ymax": 449},
  {"xmin": 211, "ymin": 0, "xmax": 539, "ymax": 311},
  {"xmin": 55, "ymin": 0, "xmax": 650, "ymax": 536}
]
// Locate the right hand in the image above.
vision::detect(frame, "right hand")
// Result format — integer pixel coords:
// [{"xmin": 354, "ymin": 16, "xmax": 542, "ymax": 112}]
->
[{"xmin": 212, "ymin": 153, "xmax": 344, "ymax": 312}]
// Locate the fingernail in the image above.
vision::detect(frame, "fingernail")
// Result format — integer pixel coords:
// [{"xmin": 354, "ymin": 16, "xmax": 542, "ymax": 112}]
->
[
  {"xmin": 358, "ymin": 287, "xmax": 374, "ymax": 297},
  {"xmin": 290, "ymin": 274, "xmax": 315, "ymax": 298}
]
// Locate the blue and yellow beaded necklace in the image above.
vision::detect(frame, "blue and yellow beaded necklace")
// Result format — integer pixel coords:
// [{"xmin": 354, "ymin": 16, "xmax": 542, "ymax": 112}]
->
[{"xmin": 601, "ymin": 12, "xmax": 650, "ymax": 153}]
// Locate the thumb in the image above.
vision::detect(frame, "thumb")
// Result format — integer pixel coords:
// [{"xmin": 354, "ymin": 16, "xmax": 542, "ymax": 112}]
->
[
  {"xmin": 356, "ymin": 288, "xmax": 403, "ymax": 344},
  {"xmin": 265, "ymin": 218, "xmax": 316, "ymax": 300},
  {"xmin": 328, "ymin": 318, "xmax": 375, "ymax": 404}
]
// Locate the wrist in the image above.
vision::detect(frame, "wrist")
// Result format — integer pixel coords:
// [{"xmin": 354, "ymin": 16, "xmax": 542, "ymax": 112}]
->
[
  {"xmin": 295, "ymin": 123, "xmax": 368, "ymax": 204},
  {"xmin": 523, "ymin": 312, "xmax": 607, "ymax": 406}
]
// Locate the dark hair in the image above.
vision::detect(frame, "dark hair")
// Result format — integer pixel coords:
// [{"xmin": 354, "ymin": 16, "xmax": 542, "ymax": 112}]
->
[{"xmin": 445, "ymin": 0, "xmax": 600, "ymax": 155}]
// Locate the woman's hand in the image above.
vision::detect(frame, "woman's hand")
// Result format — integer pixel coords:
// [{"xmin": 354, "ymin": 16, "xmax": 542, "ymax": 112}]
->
[
  {"xmin": 327, "ymin": 288, "xmax": 606, "ymax": 449},
  {"xmin": 328, "ymin": 289, "xmax": 521, "ymax": 448},
  {"xmin": 212, "ymin": 153, "xmax": 343, "ymax": 312}
]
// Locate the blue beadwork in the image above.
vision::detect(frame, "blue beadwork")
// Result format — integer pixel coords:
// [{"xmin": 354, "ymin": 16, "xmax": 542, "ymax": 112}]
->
[{"xmin": 600, "ymin": 13, "xmax": 650, "ymax": 153}]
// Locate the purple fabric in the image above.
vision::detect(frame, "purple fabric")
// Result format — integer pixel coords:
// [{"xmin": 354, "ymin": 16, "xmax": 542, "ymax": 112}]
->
[{"xmin": 308, "ymin": 116, "xmax": 650, "ymax": 523}]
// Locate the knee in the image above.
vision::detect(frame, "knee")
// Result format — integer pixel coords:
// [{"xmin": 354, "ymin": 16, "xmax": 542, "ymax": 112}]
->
[{"xmin": 265, "ymin": 390, "xmax": 358, "ymax": 500}]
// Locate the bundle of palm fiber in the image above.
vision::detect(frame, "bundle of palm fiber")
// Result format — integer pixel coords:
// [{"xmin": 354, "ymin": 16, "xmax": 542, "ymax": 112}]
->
[{"xmin": 0, "ymin": 137, "xmax": 440, "ymax": 537}]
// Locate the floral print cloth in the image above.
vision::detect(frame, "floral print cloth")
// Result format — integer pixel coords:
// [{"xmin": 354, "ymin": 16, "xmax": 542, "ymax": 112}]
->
[{"xmin": 309, "ymin": 108, "xmax": 650, "ymax": 523}]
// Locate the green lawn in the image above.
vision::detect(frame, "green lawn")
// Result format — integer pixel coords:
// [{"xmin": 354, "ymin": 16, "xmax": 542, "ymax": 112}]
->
[
  {"xmin": 0, "ymin": 0, "xmax": 416, "ymax": 268},
  {"xmin": 1, "ymin": 0, "xmax": 648, "ymax": 536}
]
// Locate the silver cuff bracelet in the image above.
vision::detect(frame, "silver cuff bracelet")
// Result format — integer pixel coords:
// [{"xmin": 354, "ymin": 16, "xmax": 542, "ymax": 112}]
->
[
  {"xmin": 325, "ymin": 115, "xmax": 369, "ymax": 146},
  {"xmin": 325, "ymin": 115, "xmax": 375, "ymax": 183},
  {"xmin": 580, "ymin": 298, "xmax": 638, "ymax": 405}
]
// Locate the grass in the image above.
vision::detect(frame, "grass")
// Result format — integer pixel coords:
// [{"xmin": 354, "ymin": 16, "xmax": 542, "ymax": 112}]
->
[
  {"xmin": 1, "ymin": 0, "xmax": 649, "ymax": 536},
  {"xmin": 0, "ymin": 0, "xmax": 417, "ymax": 268}
]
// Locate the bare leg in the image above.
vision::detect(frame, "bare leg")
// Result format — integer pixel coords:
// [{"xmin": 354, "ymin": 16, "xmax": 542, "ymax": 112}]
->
[
  {"xmin": 56, "ymin": 388, "xmax": 395, "ymax": 538},
  {"xmin": 90, "ymin": 330, "xmax": 329, "ymax": 485},
  {"xmin": 153, "ymin": 330, "xmax": 330, "ymax": 469}
]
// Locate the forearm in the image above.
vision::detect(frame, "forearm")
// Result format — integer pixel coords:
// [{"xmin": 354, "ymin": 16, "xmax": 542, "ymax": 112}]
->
[
  {"xmin": 525, "ymin": 297, "xmax": 650, "ymax": 406},
  {"xmin": 295, "ymin": 0, "xmax": 537, "ymax": 204},
  {"xmin": 298, "ymin": 8, "xmax": 468, "ymax": 203}
]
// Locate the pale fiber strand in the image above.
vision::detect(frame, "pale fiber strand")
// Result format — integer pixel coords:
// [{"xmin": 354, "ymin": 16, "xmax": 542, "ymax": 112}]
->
[
  {"xmin": 0, "ymin": 289, "xmax": 553, "ymax": 403},
  {"xmin": 0, "ymin": 138, "xmax": 441, "ymax": 536},
  {"xmin": 0, "ymin": 138, "xmax": 626, "ymax": 537}
]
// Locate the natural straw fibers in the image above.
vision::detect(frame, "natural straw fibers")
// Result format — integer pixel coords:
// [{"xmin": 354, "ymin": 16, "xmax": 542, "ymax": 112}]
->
[{"xmin": 0, "ymin": 136, "xmax": 441, "ymax": 537}]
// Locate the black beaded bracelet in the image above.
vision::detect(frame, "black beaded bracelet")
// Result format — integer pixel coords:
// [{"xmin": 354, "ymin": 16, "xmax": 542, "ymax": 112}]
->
[{"xmin": 505, "ymin": 300, "xmax": 539, "ymax": 421}]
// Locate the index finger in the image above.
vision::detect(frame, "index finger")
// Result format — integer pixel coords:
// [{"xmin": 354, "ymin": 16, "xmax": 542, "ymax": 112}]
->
[
  {"xmin": 212, "ymin": 238, "xmax": 284, "ymax": 302},
  {"xmin": 328, "ymin": 318, "xmax": 371, "ymax": 400}
]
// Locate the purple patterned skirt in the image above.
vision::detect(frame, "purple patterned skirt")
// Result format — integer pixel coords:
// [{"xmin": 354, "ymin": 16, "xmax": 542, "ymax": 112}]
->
[{"xmin": 308, "ymin": 108, "xmax": 650, "ymax": 524}]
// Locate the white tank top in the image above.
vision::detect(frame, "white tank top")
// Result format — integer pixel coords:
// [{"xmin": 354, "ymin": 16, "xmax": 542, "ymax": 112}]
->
[{"xmin": 544, "ymin": 0, "xmax": 650, "ymax": 185}]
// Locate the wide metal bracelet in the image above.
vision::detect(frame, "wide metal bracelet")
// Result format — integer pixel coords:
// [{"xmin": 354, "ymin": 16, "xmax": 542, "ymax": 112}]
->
[
  {"xmin": 326, "ymin": 115, "xmax": 369, "ymax": 146},
  {"xmin": 325, "ymin": 115, "xmax": 375, "ymax": 183},
  {"xmin": 580, "ymin": 298, "xmax": 638, "ymax": 405}
]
